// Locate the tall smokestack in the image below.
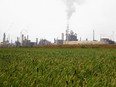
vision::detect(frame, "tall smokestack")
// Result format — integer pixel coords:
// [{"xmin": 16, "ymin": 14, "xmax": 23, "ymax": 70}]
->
[
  {"xmin": 61, "ymin": 33, "xmax": 64, "ymax": 41},
  {"xmin": 3, "ymin": 33, "xmax": 6, "ymax": 42},
  {"xmin": 66, "ymin": 24, "xmax": 69, "ymax": 41}
]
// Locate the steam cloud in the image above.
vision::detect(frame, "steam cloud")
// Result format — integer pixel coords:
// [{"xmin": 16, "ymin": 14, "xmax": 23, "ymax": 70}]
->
[{"xmin": 64, "ymin": 0, "xmax": 84, "ymax": 21}]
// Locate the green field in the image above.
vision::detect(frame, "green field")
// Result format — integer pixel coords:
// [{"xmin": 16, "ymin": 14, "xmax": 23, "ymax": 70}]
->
[{"xmin": 0, "ymin": 48, "xmax": 116, "ymax": 87}]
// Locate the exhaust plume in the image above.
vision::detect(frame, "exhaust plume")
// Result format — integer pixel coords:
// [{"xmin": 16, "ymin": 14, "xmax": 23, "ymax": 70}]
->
[{"xmin": 64, "ymin": 0, "xmax": 84, "ymax": 21}]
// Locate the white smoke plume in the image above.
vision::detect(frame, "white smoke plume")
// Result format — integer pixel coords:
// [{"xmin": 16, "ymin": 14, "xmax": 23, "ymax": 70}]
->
[{"xmin": 64, "ymin": 0, "xmax": 84, "ymax": 21}]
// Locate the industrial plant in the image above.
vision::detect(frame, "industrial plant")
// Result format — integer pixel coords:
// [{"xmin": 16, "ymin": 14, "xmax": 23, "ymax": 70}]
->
[
  {"xmin": 0, "ymin": 32, "xmax": 52, "ymax": 47},
  {"xmin": 54, "ymin": 24, "xmax": 115, "ymax": 45},
  {"xmin": 0, "ymin": 24, "xmax": 115, "ymax": 47}
]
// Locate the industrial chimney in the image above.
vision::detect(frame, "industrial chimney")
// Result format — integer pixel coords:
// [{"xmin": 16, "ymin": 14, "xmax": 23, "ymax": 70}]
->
[
  {"xmin": 61, "ymin": 33, "xmax": 64, "ymax": 41},
  {"xmin": 36, "ymin": 38, "xmax": 38, "ymax": 45},
  {"xmin": 21, "ymin": 34, "xmax": 24, "ymax": 46},
  {"xmin": 66, "ymin": 24, "xmax": 69, "ymax": 41},
  {"xmin": 3, "ymin": 33, "xmax": 6, "ymax": 42}
]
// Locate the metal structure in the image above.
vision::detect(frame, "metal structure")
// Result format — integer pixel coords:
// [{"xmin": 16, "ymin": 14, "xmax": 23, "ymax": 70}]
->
[
  {"xmin": 66, "ymin": 24, "xmax": 78, "ymax": 41},
  {"xmin": 100, "ymin": 38, "xmax": 115, "ymax": 44},
  {"xmin": 39, "ymin": 39, "xmax": 51, "ymax": 46},
  {"xmin": 3, "ymin": 33, "xmax": 6, "ymax": 42}
]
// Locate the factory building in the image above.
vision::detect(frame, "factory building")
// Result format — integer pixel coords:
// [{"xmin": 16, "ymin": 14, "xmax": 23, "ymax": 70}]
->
[
  {"xmin": 15, "ymin": 41, "xmax": 21, "ymax": 47},
  {"xmin": 22, "ymin": 40, "xmax": 31, "ymax": 47},
  {"xmin": 66, "ymin": 24, "xmax": 78, "ymax": 41},
  {"xmin": 63, "ymin": 24, "xmax": 115, "ymax": 45},
  {"xmin": 63, "ymin": 41, "xmax": 106, "ymax": 45},
  {"xmin": 64, "ymin": 37, "xmax": 115, "ymax": 45},
  {"xmin": 66, "ymin": 30, "xmax": 78, "ymax": 41},
  {"xmin": 14, "ymin": 34, "xmax": 38, "ymax": 47},
  {"xmin": 54, "ymin": 33, "xmax": 64, "ymax": 44},
  {"xmin": 54, "ymin": 24, "xmax": 78, "ymax": 45},
  {"xmin": 3, "ymin": 33, "xmax": 6, "ymax": 42},
  {"xmin": 100, "ymin": 38, "xmax": 115, "ymax": 44},
  {"xmin": 21, "ymin": 35, "xmax": 37, "ymax": 47},
  {"xmin": 54, "ymin": 39, "xmax": 63, "ymax": 44},
  {"xmin": 0, "ymin": 33, "xmax": 10, "ymax": 47},
  {"xmin": 15, "ymin": 37, "xmax": 21, "ymax": 47},
  {"xmin": 39, "ymin": 39, "xmax": 51, "ymax": 46},
  {"xmin": 0, "ymin": 26, "xmax": 115, "ymax": 47}
]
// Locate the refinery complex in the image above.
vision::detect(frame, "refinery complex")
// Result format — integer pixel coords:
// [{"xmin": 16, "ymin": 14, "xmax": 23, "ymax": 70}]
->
[{"xmin": 0, "ymin": 24, "xmax": 115, "ymax": 47}]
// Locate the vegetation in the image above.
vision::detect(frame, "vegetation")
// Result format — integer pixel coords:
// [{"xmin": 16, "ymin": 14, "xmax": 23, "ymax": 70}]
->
[{"xmin": 0, "ymin": 48, "xmax": 116, "ymax": 87}]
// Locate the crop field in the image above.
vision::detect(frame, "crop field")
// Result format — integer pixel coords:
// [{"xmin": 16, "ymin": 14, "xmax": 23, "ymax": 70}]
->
[{"xmin": 0, "ymin": 48, "xmax": 116, "ymax": 87}]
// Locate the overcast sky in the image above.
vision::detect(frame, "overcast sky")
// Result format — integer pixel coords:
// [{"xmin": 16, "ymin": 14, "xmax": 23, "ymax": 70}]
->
[{"xmin": 0, "ymin": 0, "xmax": 116, "ymax": 42}]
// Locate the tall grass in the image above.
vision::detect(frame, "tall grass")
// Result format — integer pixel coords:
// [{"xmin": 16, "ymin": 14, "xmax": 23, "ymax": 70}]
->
[{"xmin": 0, "ymin": 48, "xmax": 116, "ymax": 87}]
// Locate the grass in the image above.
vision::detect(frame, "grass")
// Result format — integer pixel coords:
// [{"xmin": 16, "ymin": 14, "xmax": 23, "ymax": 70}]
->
[{"xmin": 0, "ymin": 48, "xmax": 116, "ymax": 87}]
